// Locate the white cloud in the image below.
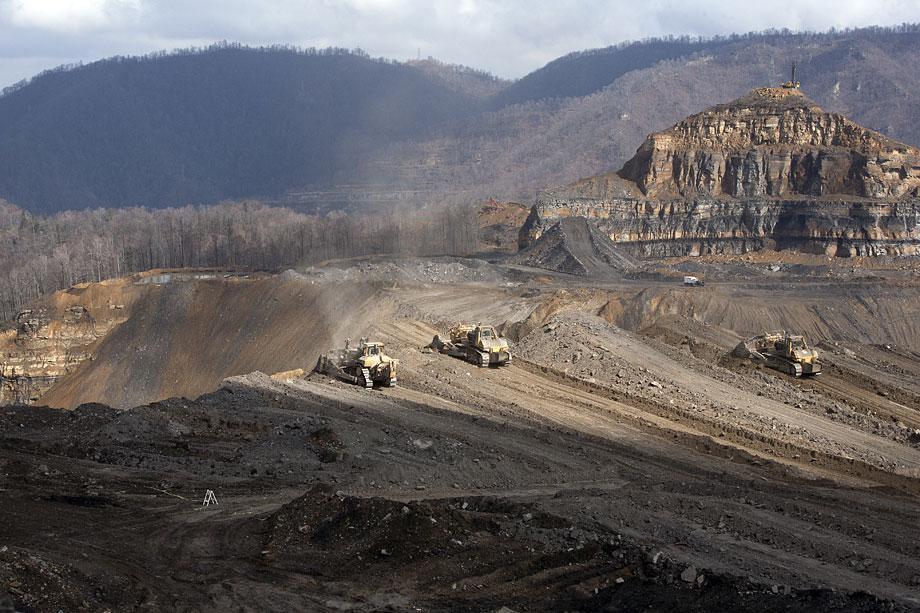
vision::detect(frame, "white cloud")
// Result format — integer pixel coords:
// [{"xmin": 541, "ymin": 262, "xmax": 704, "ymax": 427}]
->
[
  {"xmin": 4, "ymin": 0, "xmax": 139, "ymax": 32},
  {"xmin": 1, "ymin": 0, "xmax": 920, "ymax": 88}
]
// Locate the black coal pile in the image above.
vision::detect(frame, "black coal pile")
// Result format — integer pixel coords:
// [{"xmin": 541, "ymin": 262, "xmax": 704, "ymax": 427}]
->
[{"xmin": 514, "ymin": 216, "xmax": 635, "ymax": 276}]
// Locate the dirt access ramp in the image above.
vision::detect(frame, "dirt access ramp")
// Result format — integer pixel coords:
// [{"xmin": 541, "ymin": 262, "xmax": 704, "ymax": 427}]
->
[{"xmin": 511, "ymin": 311, "xmax": 920, "ymax": 478}]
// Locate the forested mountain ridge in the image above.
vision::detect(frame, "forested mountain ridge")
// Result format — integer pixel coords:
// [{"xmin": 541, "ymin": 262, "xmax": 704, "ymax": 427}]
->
[
  {"xmin": 488, "ymin": 36, "xmax": 728, "ymax": 107},
  {"xmin": 359, "ymin": 26, "xmax": 920, "ymax": 201},
  {"xmin": 404, "ymin": 58, "xmax": 509, "ymax": 98},
  {"xmin": 0, "ymin": 45, "xmax": 480, "ymax": 213},
  {"xmin": 4, "ymin": 26, "xmax": 920, "ymax": 213}
]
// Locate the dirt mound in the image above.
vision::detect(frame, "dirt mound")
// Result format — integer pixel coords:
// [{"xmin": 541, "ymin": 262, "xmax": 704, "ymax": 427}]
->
[
  {"xmin": 38, "ymin": 276, "xmax": 387, "ymax": 409},
  {"xmin": 309, "ymin": 256, "xmax": 507, "ymax": 285},
  {"xmin": 264, "ymin": 487, "xmax": 880, "ymax": 612},
  {"xmin": 514, "ymin": 216, "xmax": 636, "ymax": 275},
  {"xmin": 266, "ymin": 487, "xmax": 531, "ymax": 573}
]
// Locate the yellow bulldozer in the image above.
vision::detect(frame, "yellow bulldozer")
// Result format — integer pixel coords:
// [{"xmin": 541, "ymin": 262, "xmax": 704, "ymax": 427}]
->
[
  {"xmin": 733, "ymin": 331, "xmax": 821, "ymax": 377},
  {"xmin": 315, "ymin": 338, "xmax": 398, "ymax": 388},
  {"xmin": 431, "ymin": 323, "xmax": 511, "ymax": 367}
]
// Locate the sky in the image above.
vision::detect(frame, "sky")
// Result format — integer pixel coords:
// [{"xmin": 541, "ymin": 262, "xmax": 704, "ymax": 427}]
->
[{"xmin": 1, "ymin": 0, "xmax": 919, "ymax": 88}]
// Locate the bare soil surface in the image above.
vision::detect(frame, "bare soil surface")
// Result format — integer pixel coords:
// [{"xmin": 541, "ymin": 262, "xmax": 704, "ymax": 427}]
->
[{"xmin": 2, "ymin": 252, "xmax": 920, "ymax": 610}]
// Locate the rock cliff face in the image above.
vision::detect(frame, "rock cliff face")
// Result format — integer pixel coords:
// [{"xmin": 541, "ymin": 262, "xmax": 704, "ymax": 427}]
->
[
  {"xmin": 521, "ymin": 87, "xmax": 920, "ymax": 257},
  {"xmin": 521, "ymin": 196, "xmax": 920, "ymax": 257},
  {"xmin": 621, "ymin": 88, "xmax": 920, "ymax": 200},
  {"xmin": 0, "ymin": 280, "xmax": 138, "ymax": 406},
  {"xmin": 0, "ymin": 306, "xmax": 124, "ymax": 405}
]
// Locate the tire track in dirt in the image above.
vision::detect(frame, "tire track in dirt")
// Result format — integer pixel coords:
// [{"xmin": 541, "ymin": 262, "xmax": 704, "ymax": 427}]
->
[
  {"xmin": 272, "ymin": 363, "xmax": 920, "ymax": 604},
  {"xmin": 510, "ymin": 358, "xmax": 920, "ymax": 491},
  {"xmin": 377, "ymin": 316, "xmax": 920, "ymax": 490},
  {"xmin": 804, "ymin": 371, "xmax": 920, "ymax": 430}
]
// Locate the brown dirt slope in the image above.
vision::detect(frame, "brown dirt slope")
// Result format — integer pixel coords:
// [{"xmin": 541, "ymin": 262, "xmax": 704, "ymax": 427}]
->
[
  {"xmin": 32, "ymin": 266, "xmax": 920, "ymax": 412},
  {"xmin": 40, "ymin": 275, "xmax": 385, "ymax": 409}
]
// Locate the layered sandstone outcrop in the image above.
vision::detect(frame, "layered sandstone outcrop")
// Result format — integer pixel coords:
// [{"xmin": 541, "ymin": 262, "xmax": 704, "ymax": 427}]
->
[
  {"xmin": 621, "ymin": 88, "xmax": 920, "ymax": 199},
  {"xmin": 0, "ymin": 278, "xmax": 139, "ymax": 405},
  {"xmin": 521, "ymin": 87, "xmax": 920, "ymax": 258},
  {"xmin": 0, "ymin": 306, "xmax": 117, "ymax": 404}
]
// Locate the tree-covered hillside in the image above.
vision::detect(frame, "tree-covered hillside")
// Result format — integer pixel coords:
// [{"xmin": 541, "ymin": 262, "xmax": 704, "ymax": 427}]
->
[
  {"xmin": 0, "ymin": 45, "xmax": 480, "ymax": 213},
  {"xmin": 4, "ymin": 27, "xmax": 920, "ymax": 212}
]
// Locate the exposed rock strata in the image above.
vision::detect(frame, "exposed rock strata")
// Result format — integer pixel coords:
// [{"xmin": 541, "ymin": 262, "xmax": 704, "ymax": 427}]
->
[
  {"xmin": 0, "ymin": 279, "xmax": 139, "ymax": 406},
  {"xmin": 522, "ymin": 196, "xmax": 920, "ymax": 257},
  {"xmin": 621, "ymin": 88, "xmax": 920, "ymax": 200},
  {"xmin": 521, "ymin": 87, "xmax": 920, "ymax": 257},
  {"xmin": 0, "ymin": 306, "xmax": 120, "ymax": 405}
]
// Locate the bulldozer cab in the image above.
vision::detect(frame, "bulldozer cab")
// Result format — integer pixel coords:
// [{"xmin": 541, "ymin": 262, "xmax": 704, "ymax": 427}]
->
[
  {"xmin": 362, "ymin": 342, "xmax": 384, "ymax": 357},
  {"xmin": 789, "ymin": 336, "xmax": 814, "ymax": 359},
  {"xmin": 470, "ymin": 326, "xmax": 496, "ymax": 346},
  {"xmin": 774, "ymin": 335, "xmax": 811, "ymax": 359},
  {"xmin": 774, "ymin": 337, "xmax": 794, "ymax": 353}
]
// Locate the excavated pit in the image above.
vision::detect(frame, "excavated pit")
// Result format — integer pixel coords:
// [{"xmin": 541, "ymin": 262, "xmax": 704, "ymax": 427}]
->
[{"xmin": 2, "ymin": 255, "xmax": 920, "ymax": 610}]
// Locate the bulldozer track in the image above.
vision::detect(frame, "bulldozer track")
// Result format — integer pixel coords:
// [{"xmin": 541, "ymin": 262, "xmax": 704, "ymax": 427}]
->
[
  {"xmin": 510, "ymin": 357, "xmax": 920, "ymax": 493},
  {"xmin": 805, "ymin": 372, "xmax": 920, "ymax": 429}
]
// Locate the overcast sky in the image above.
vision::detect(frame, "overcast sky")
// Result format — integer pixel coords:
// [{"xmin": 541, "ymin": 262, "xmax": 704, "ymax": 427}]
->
[{"xmin": 1, "ymin": 0, "xmax": 919, "ymax": 88}]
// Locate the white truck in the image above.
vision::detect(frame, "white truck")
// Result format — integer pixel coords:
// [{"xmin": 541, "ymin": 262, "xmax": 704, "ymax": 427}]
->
[{"xmin": 683, "ymin": 276, "xmax": 704, "ymax": 287}]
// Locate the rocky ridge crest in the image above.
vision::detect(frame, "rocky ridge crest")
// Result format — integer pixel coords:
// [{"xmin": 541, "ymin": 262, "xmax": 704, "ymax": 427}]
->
[
  {"xmin": 521, "ymin": 87, "xmax": 920, "ymax": 258},
  {"xmin": 620, "ymin": 87, "xmax": 920, "ymax": 200}
]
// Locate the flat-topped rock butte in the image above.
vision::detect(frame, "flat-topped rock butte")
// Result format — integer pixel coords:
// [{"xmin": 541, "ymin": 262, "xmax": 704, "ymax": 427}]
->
[{"xmin": 521, "ymin": 86, "xmax": 920, "ymax": 258}]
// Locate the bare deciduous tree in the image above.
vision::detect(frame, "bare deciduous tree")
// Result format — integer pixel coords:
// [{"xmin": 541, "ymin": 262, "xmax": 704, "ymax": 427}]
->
[{"xmin": 0, "ymin": 199, "xmax": 479, "ymax": 322}]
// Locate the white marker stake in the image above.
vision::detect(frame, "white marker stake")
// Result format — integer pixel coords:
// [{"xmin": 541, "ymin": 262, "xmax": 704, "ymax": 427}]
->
[{"xmin": 203, "ymin": 489, "xmax": 218, "ymax": 506}]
